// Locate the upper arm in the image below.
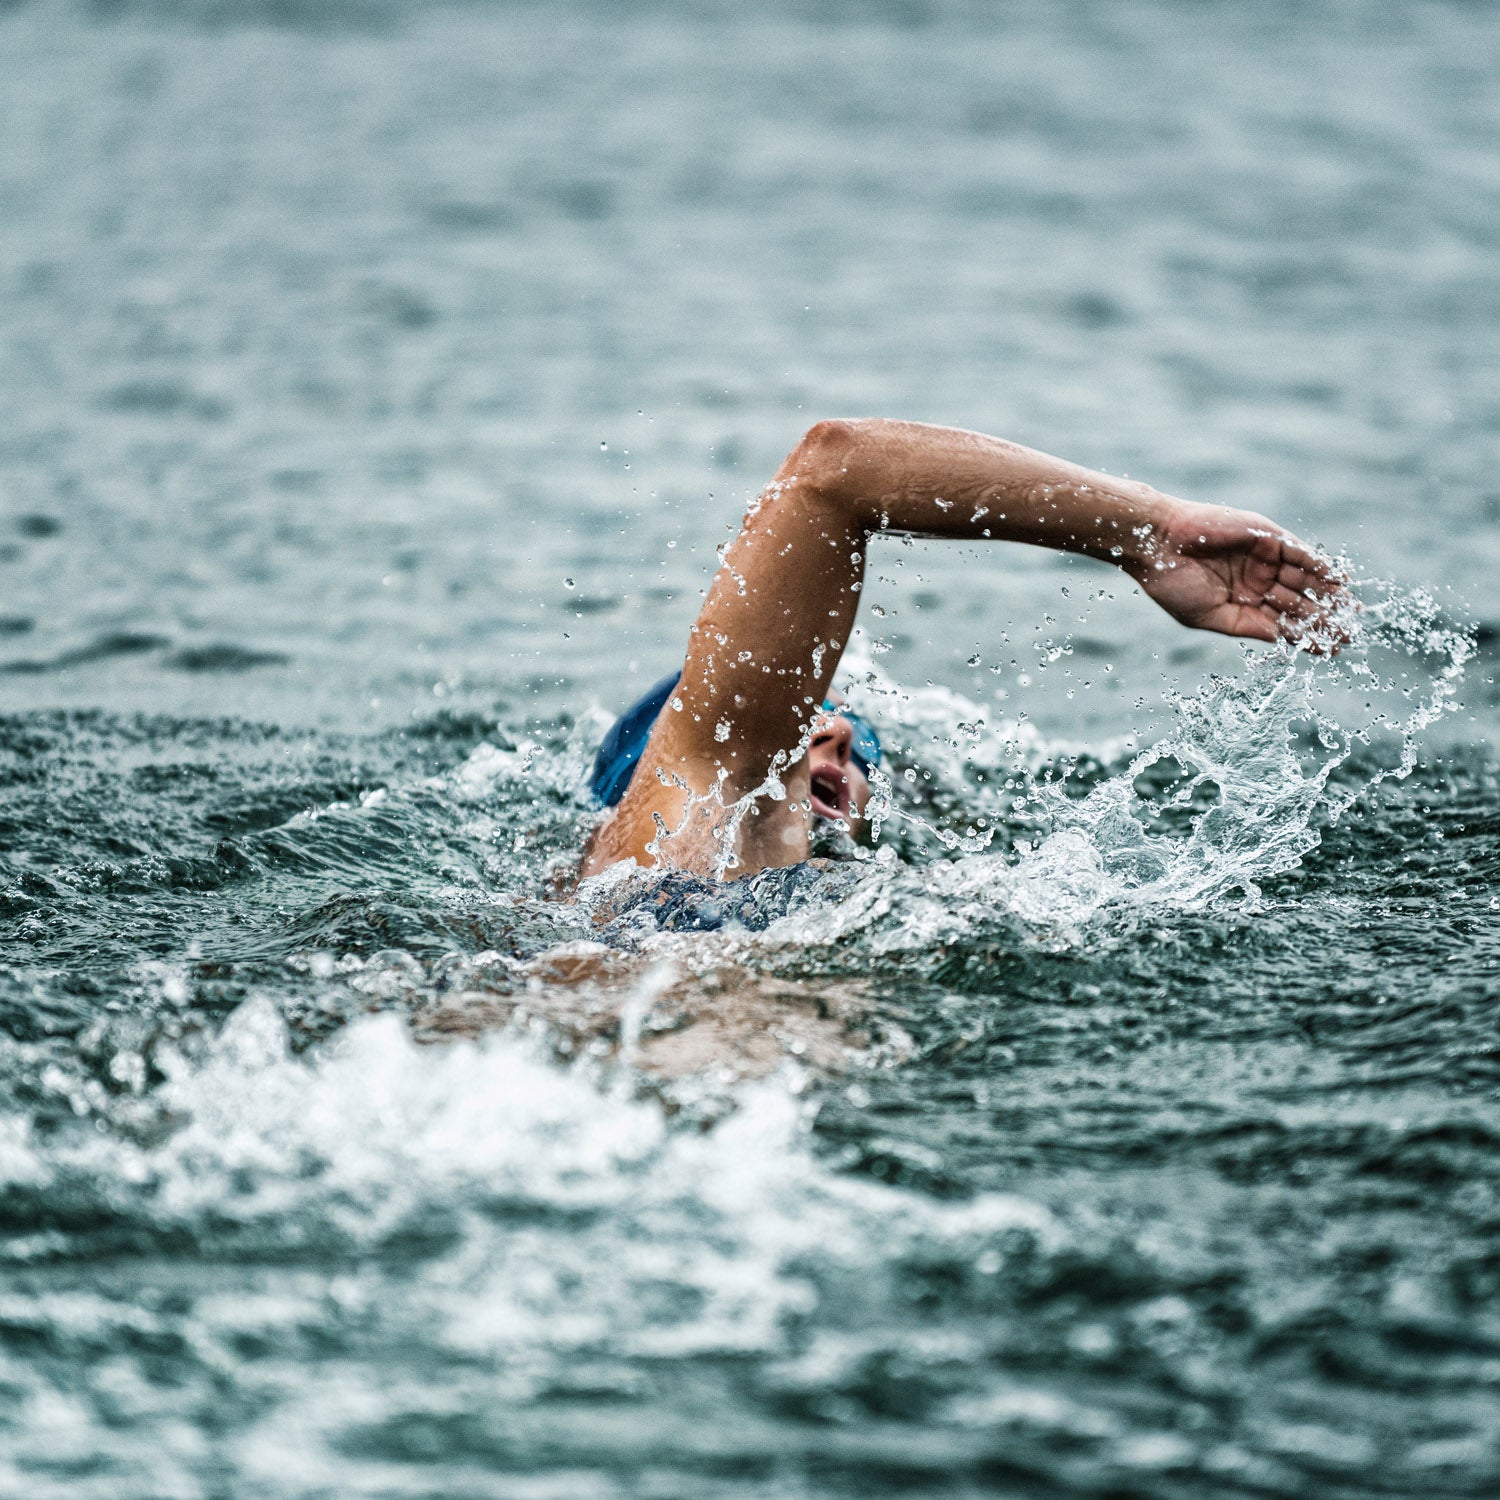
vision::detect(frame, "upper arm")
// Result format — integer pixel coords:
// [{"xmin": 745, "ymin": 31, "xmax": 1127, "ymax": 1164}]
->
[
  {"xmin": 656, "ymin": 421, "xmax": 867, "ymax": 771},
  {"xmin": 592, "ymin": 423, "xmax": 871, "ymax": 859}
]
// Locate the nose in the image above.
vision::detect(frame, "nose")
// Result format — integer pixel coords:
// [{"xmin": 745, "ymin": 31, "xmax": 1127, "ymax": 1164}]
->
[{"xmin": 812, "ymin": 713, "xmax": 853, "ymax": 766}]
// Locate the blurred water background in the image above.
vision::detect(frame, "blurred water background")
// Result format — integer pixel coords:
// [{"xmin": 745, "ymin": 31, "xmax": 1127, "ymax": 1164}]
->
[{"xmin": 1, "ymin": 1, "xmax": 1498, "ymax": 1496}]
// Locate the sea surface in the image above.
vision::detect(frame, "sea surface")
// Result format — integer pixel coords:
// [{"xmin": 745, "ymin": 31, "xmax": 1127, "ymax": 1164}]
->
[{"xmin": 2, "ymin": 2, "xmax": 1499, "ymax": 1496}]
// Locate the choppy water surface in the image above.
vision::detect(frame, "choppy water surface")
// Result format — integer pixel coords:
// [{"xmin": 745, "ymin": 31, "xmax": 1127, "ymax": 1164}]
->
[{"xmin": 3, "ymin": 2, "xmax": 1500, "ymax": 1496}]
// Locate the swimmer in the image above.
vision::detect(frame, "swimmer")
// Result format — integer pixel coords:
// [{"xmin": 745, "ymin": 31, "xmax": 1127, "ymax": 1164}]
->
[{"xmin": 583, "ymin": 418, "xmax": 1344, "ymax": 880}]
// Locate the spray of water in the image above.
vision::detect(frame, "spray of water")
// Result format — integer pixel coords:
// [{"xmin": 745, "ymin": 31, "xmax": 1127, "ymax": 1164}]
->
[{"xmin": 768, "ymin": 576, "xmax": 1473, "ymax": 951}]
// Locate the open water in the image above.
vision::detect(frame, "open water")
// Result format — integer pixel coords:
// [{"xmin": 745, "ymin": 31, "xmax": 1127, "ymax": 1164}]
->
[{"xmin": 2, "ymin": 2, "xmax": 1499, "ymax": 1496}]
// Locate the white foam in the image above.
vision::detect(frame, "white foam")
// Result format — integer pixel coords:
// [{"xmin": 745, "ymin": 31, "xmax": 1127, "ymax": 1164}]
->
[{"xmin": 4, "ymin": 1000, "xmax": 1060, "ymax": 1327}]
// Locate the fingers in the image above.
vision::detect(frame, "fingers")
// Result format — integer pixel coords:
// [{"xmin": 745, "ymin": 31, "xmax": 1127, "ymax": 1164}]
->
[
  {"xmin": 1276, "ymin": 557, "xmax": 1335, "ymax": 594},
  {"xmin": 1259, "ymin": 533, "xmax": 1353, "ymax": 653},
  {"xmin": 1262, "ymin": 583, "xmax": 1354, "ymax": 656},
  {"xmin": 1284, "ymin": 564, "xmax": 1349, "ymax": 608},
  {"xmin": 1251, "ymin": 528, "xmax": 1345, "ymax": 592},
  {"xmin": 1223, "ymin": 574, "xmax": 1352, "ymax": 654},
  {"xmin": 1272, "ymin": 534, "xmax": 1327, "ymax": 577},
  {"xmin": 1265, "ymin": 581, "xmax": 1321, "ymax": 619},
  {"xmin": 1203, "ymin": 593, "xmax": 1347, "ymax": 654}
]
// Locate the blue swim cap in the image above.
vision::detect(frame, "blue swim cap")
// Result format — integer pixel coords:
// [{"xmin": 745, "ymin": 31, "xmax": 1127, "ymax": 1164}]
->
[
  {"xmin": 588, "ymin": 671, "xmax": 882, "ymax": 807},
  {"xmin": 588, "ymin": 672, "xmax": 682, "ymax": 808}
]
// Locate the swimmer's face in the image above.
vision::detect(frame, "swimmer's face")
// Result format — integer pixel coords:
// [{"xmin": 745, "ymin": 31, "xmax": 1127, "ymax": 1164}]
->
[{"xmin": 807, "ymin": 710, "xmax": 872, "ymax": 840}]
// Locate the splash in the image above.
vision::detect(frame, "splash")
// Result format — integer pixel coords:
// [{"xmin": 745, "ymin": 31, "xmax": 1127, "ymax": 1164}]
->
[
  {"xmin": 836, "ymin": 633, "xmax": 1117, "ymax": 856},
  {"xmin": 2, "ymin": 999, "xmax": 1060, "ymax": 1340},
  {"xmin": 769, "ymin": 577, "xmax": 1473, "ymax": 950},
  {"xmin": 0, "ymin": 1000, "xmax": 1078, "ymax": 1488}
]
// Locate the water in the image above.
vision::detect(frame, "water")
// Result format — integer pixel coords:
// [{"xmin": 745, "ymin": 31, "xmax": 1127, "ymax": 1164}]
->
[{"xmin": 2, "ymin": 2, "xmax": 1499, "ymax": 1496}]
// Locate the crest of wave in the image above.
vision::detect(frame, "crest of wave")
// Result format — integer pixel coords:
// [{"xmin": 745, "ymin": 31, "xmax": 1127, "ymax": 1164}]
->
[{"xmin": 772, "ymin": 578, "xmax": 1472, "ymax": 952}]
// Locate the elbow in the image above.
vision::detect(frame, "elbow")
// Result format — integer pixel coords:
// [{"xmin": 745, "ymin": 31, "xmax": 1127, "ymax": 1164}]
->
[{"xmin": 786, "ymin": 418, "xmax": 862, "ymax": 500}]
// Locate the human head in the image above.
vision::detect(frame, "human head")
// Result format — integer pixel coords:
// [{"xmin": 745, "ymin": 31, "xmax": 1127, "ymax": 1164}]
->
[{"xmin": 589, "ymin": 671, "xmax": 881, "ymax": 838}]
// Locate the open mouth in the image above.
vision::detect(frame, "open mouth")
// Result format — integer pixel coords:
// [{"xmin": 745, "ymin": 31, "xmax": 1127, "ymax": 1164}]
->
[{"xmin": 809, "ymin": 766, "xmax": 849, "ymax": 822}]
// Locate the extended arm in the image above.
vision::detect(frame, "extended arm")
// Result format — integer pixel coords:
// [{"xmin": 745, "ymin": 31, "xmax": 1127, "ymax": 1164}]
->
[{"xmin": 585, "ymin": 419, "xmax": 1340, "ymax": 875}]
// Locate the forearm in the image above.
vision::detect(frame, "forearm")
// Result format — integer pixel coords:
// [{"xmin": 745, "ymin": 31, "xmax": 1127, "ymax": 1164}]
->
[{"xmin": 795, "ymin": 417, "xmax": 1182, "ymax": 566}]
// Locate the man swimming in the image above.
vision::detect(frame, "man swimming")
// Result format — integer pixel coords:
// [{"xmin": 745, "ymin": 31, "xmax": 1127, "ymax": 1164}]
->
[{"xmin": 582, "ymin": 418, "xmax": 1342, "ymax": 882}]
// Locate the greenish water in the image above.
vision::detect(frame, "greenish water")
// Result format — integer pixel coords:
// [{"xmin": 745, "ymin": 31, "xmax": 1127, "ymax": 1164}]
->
[{"xmin": 2, "ymin": 3, "xmax": 1499, "ymax": 1497}]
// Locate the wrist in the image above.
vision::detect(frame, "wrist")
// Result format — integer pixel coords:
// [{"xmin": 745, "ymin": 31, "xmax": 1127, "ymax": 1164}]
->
[{"xmin": 1091, "ymin": 482, "xmax": 1185, "ymax": 570}]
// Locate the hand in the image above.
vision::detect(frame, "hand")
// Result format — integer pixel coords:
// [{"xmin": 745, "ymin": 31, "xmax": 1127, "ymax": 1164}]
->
[{"xmin": 1131, "ymin": 501, "xmax": 1346, "ymax": 645}]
